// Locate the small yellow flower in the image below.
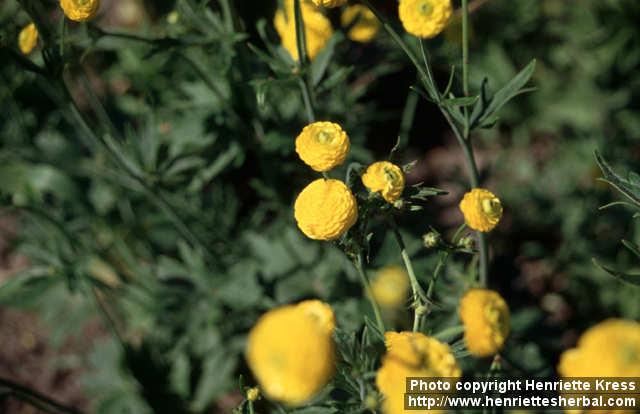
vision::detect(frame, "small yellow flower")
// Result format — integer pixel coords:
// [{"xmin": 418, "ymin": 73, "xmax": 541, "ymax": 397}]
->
[
  {"xmin": 246, "ymin": 300, "xmax": 336, "ymax": 406},
  {"xmin": 246, "ymin": 387, "xmax": 260, "ymax": 402},
  {"xmin": 362, "ymin": 161, "xmax": 405, "ymax": 203},
  {"xmin": 312, "ymin": 0, "xmax": 348, "ymax": 7},
  {"xmin": 60, "ymin": 0, "xmax": 100, "ymax": 22},
  {"xmin": 398, "ymin": 0, "xmax": 452, "ymax": 39},
  {"xmin": 459, "ymin": 289, "xmax": 510, "ymax": 357},
  {"xmin": 459, "ymin": 188, "xmax": 503, "ymax": 232},
  {"xmin": 376, "ymin": 331, "xmax": 461, "ymax": 414},
  {"xmin": 558, "ymin": 319, "xmax": 640, "ymax": 377},
  {"xmin": 341, "ymin": 5, "xmax": 380, "ymax": 43},
  {"xmin": 295, "ymin": 121, "xmax": 350, "ymax": 172},
  {"xmin": 18, "ymin": 23, "xmax": 38, "ymax": 55},
  {"xmin": 371, "ymin": 266, "xmax": 410, "ymax": 308},
  {"xmin": 294, "ymin": 179, "xmax": 358, "ymax": 240},
  {"xmin": 274, "ymin": 0, "xmax": 333, "ymax": 61}
]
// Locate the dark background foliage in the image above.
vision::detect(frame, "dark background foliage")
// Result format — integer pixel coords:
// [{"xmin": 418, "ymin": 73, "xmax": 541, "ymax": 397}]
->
[{"xmin": 0, "ymin": 0, "xmax": 639, "ymax": 412}]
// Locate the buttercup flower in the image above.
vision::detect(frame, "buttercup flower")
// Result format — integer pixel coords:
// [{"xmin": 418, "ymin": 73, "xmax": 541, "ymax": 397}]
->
[
  {"xmin": 60, "ymin": 0, "xmax": 100, "ymax": 21},
  {"xmin": 398, "ymin": 0, "xmax": 452, "ymax": 39},
  {"xmin": 18, "ymin": 23, "xmax": 38, "ymax": 55},
  {"xmin": 294, "ymin": 179, "xmax": 357, "ymax": 240},
  {"xmin": 274, "ymin": 0, "xmax": 333, "ymax": 61},
  {"xmin": 312, "ymin": 0, "xmax": 348, "ymax": 7},
  {"xmin": 295, "ymin": 122, "xmax": 350, "ymax": 172},
  {"xmin": 371, "ymin": 266, "xmax": 410, "ymax": 308},
  {"xmin": 459, "ymin": 289, "xmax": 510, "ymax": 357},
  {"xmin": 459, "ymin": 188, "xmax": 503, "ymax": 232},
  {"xmin": 362, "ymin": 161, "xmax": 405, "ymax": 203},
  {"xmin": 246, "ymin": 300, "xmax": 336, "ymax": 406},
  {"xmin": 341, "ymin": 5, "xmax": 380, "ymax": 43},
  {"xmin": 558, "ymin": 319, "xmax": 640, "ymax": 377},
  {"xmin": 376, "ymin": 331, "xmax": 461, "ymax": 414}
]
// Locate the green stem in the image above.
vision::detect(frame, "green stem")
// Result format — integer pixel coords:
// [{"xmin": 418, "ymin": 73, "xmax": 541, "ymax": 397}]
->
[
  {"xmin": 398, "ymin": 88, "xmax": 419, "ymax": 150},
  {"xmin": 248, "ymin": 401, "xmax": 255, "ymax": 414},
  {"xmin": 0, "ymin": 377, "xmax": 84, "ymax": 414},
  {"xmin": 388, "ymin": 219, "xmax": 427, "ymax": 332},
  {"xmin": 292, "ymin": 0, "xmax": 316, "ymax": 122},
  {"xmin": 462, "ymin": 0, "xmax": 470, "ymax": 97},
  {"xmin": 353, "ymin": 253, "xmax": 385, "ymax": 333},
  {"xmin": 59, "ymin": 17, "xmax": 66, "ymax": 58}
]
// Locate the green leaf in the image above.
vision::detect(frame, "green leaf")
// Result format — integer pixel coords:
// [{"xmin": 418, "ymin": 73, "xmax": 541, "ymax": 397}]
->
[
  {"xmin": 595, "ymin": 151, "xmax": 640, "ymax": 207},
  {"xmin": 310, "ymin": 34, "xmax": 342, "ymax": 87},
  {"xmin": 442, "ymin": 96, "xmax": 479, "ymax": 107},
  {"xmin": 0, "ymin": 272, "xmax": 59, "ymax": 307},
  {"xmin": 593, "ymin": 258, "xmax": 640, "ymax": 287},
  {"xmin": 471, "ymin": 59, "xmax": 536, "ymax": 128}
]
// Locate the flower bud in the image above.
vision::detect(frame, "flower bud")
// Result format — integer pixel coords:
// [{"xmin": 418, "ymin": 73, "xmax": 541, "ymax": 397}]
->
[
  {"xmin": 422, "ymin": 231, "xmax": 441, "ymax": 248},
  {"xmin": 458, "ymin": 235, "xmax": 474, "ymax": 250}
]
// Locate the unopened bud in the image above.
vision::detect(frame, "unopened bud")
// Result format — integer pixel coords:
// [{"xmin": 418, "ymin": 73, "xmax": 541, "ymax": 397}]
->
[
  {"xmin": 364, "ymin": 394, "xmax": 378, "ymax": 410},
  {"xmin": 422, "ymin": 231, "xmax": 441, "ymax": 248},
  {"xmin": 393, "ymin": 199, "xmax": 405, "ymax": 209},
  {"xmin": 246, "ymin": 387, "xmax": 260, "ymax": 402},
  {"xmin": 458, "ymin": 235, "xmax": 474, "ymax": 250}
]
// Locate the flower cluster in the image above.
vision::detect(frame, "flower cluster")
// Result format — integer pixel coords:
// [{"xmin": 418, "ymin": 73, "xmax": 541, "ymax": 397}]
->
[
  {"xmin": 558, "ymin": 319, "xmax": 640, "ymax": 377},
  {"xmin": 459, "ymin": 289, "xmax": 510, "ymax": 357},
  {"xmin": 246, "ymin": 300, "xmax": 336, "ymax": 405}
]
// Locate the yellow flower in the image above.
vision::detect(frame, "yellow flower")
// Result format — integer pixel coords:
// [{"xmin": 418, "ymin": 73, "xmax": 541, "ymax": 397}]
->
[
  {"xmin": 274, "ymin": 0, "xmax": 333, "ymax": 61},
  {"xmin": 376, "ymin": 331, "xmax": 461, "ymax": 414},
  {"xmin": 459, "ymin": 188, "xmax": 503, "ymax": 232},
  {"xmin": 60, "ymin": 0, "xmax": 100, "ymax": 22},
  {"xmin": 371, "ymin": 266, "xmax": 410, "ymax": 308},
  {"xmin": 246, "ymin": 300, "xmax": 336, "ymax": 406},
  {"xmin": 246, "ymin": 387, "xmax": 260, "ymax": 402},
  {"xmin": 558, "ymin": 319, "xmax": 640, "ymax": 377},
  {"xmin": 398, "ymin": 0, "xmax": 452, "ymax": 39},
  {"xmin": 18, "ymin": 23, "xmax": 38, "ymax": 55},
  {"xmin": 459, "ymin": 289, "xmax": 510, "ymax": 357},
  {"xmin": 341, "ymin": 5, "xmax": 380, "ymax": 43},
  {"xmin": 312, "ymin": 0, "xmax": 348, "ymax": 7},
  {"xmin": 362, "ymin": 161, "xmax": 405, "ymax": 203},
  {"xmin": 295, "ymin": 121, "xmax": 350, "ymax": 172},
  {"xmin": 294, "ymin": 179, "xmax": 358, "ymax": 240}
]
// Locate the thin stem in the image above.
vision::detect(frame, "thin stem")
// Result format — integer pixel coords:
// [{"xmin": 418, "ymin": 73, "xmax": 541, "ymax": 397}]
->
[
  {"xmin": 462, "ymin": 0, "xmax": 470, "ymax": 97},
  {"xmin": 248, "ymin": 401, "xmax": 255, "ymax": 414},
  {"xmin": 0, "ymin": 377, "xmax": 84, "ymax": 414},
  {"xmin": 353, "ymin": 253, "xmax": 385, "ymax": 333},
  {"xmin": 388, "ymin": 219, "xmax": 428, "ymax": 332},
  {"xmin": 298, "ymin": 77, "xmax": 316, "ymax": 123},
  {"xmin": 292, "ymin": 0, "xmax": 316, "ymax": 122},
  {"xmin": 59, "ymin": 17, "xmax": 66, "ymax": 58},
  {"xmin": 398, "ymin": 88, "xmax": 419, "ymax": 150}
]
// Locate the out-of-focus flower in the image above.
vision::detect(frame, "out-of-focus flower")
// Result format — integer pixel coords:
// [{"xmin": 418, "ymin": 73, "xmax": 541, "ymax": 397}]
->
[
  {"xmin": 295, "ymin": 122, "xmax": 350, "ymax": 172},
  {"xmin": 274, "ymin": 0, "xmax": 333, "ymax": 61},
  {"xmin": 60, "ymin": 0, "xmax": 100, "ymax": 22},
  {"xmin": 246, "ymin": 300, "xmax": 336, "ymax": 405},
  {"xmin": 376, "ymin": 331, "xmax": 461, "ymax": 414},
  {"xmin": 459, "ymin": 188, "xmax": 503, "ymax": 232},
  {"xmin": 558, "ymin": 319, "xmax": 640, "ymax": 377},
  {"xmin": 362, "ymin": 161, "xmax": 405, "ymax": 203},
  {"xmin": 312, "ymin": 0, "xmax": 348, "ymax": 7},
  {"xmin": 398, "ymin": 0, "xmax": 452, "ymax": 39},
  {"xmin": 294, "ymin": 179, "xmax": 358, "ymax": 240},
  {"xmin": 18, "ymin": 23, "xmax": 38, "ymax": 55},
  {"xmin": 459, "ymin": 289, "xmax": 510, "ymax": 357},
  {"xmin": 371, "ymin": 266, "xmax": 410, "ymax": 308},
  {"xmin": 341, "ymin": 5, "xmax": 380, "ymax": 43}
]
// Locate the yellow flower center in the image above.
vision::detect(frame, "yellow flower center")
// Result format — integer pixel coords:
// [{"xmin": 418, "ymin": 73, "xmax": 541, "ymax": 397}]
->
[
  {"xmin": 481, "ymin": 198, "xmax": 501, "ymax": 218},
  {"xmin": 419, "ymin": 0, "xmax": 433, "ymax": 15},
  {"xmin": 315, "ymin": 129, "xmax": 335, "ymax": 144}
]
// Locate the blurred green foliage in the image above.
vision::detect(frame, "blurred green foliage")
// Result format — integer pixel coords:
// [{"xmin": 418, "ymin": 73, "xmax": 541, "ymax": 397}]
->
[{"xmin": 1, "ymin": 0, "xmax": 639, "ymax": 413}]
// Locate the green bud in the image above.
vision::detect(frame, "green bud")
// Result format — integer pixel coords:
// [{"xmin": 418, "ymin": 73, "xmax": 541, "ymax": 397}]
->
[
  {"xmin": 458, "ymin": 235, "xmax": 474, "ymax": 250},
  {"xmin": 422, "ymin": 231, "xmax": 441, "ymax": 248}
]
